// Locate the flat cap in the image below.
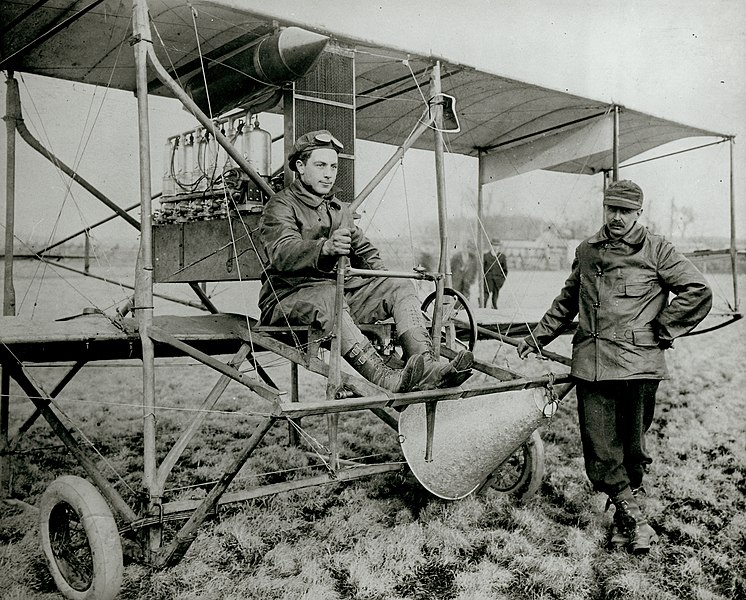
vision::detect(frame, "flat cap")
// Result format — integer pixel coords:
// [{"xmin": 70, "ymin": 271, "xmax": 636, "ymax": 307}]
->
[
  {"xmin": 288, "ymin": 130, "xmax": 343, "ymax": 172},
  {"xmin": 603, "ymin": 180, "xmax": 643, "ymax": 210}
]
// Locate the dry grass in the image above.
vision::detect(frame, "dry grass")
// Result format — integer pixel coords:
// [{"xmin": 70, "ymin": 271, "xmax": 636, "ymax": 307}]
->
[{"xmin": 1, "ymin": 272, "xmax": 744, "ymax": 600}]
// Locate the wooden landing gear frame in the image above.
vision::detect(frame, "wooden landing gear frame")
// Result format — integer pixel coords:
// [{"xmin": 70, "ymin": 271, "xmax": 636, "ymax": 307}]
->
[
  {"xmin": 0, "ymin": 7, "xmax": 572, "ymax": 598},
  {"xmin": 1, "ymin": 309, "xmax": 569, "ymax": 599}
]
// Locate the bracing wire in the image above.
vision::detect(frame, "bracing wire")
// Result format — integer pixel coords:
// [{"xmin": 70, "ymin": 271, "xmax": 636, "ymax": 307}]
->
[
  {"xmin": 13, "ymin": 16, "xmax": 134, "ymax": 316},
  {"xmin": 179, "ymin": 13, "xmax": 309, "ymax": 358}
]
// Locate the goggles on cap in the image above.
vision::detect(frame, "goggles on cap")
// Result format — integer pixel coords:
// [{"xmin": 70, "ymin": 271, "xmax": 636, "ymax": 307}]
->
[
  {"xmin": 311, "ymin": 131, "xmax": 343, "ymax": 151},
  {"xmin": 289, "ymin": 130, "xmax": 344, "ymax": 173}
]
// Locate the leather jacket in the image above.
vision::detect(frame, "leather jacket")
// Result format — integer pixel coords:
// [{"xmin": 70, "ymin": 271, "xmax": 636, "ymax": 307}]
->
[
  {"xmin": 258, "ymin": 179, "xmax": 385, "ymax": 319},
  {"xmin": 528, "ymin": 222, "xmax": 712, "ymax": 381}
]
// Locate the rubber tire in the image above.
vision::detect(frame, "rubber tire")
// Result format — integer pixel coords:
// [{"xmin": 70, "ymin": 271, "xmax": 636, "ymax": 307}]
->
[
  {"xmin": 485, "ymin": 430, "xmax": 545, "ymax": 501},
  {"xmin": 421, "ymin": 287, "xmax": 477, "ymax": 352},
  {"xmin": 39, "ymin": 476, "xmax": 123, "ymax": 600}
]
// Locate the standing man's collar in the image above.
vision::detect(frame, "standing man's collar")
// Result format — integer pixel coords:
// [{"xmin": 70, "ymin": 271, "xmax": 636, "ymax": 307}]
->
[{"xmin": 589, "ymin": 222, "xmax": 647, "ymax": 246}]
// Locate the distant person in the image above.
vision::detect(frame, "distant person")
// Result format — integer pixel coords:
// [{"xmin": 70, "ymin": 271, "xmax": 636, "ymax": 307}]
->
[
  {"xmin": 450, "ymin": 245, "xmax": 478, "ymax": 301},
  {"xmin": 416, "ymin": 246, "xmax": 437, "ymax": 297},
  {"xmin": 259, "ymin": 130, "xmax": 474, "ymax": 392},
  {"xmin": 517, "ymin": 180, "xmax": 712, "ymax": 554},
  {"xmin": 483, "ymin": 239, "xmax": 509, "ymax": 309}
]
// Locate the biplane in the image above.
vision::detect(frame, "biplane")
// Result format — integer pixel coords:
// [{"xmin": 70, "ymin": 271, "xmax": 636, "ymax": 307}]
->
[{"xmin": 0, "ymin": 1, "xmax": 741, "ymax": 599}]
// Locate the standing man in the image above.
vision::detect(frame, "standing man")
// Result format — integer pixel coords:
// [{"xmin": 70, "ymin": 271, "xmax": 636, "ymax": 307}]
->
[
  {"xmin": 259, "ymin": 130, "xmax": 474, "ymax": 393},
  {"xmin": 517, "ymin": 180, "xmax": 711, "ymax": 554},
  {"xmin": 483, "ymin": 239, "xmax": 509, "ymax": 309}
]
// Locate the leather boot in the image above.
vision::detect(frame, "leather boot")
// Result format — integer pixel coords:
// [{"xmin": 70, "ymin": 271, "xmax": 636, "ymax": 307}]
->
[
  {"xmin": 608, "ymin": 486, "xmax": 645, "ymax": 547},
  {"xmin": 398, "ymin": 327, "xmax": 474, "ymax": 390},
  {"xmin": 344, "ymin": 341, "xmax": 424, "ymax": 393},
  {"xmin": 611, "ymin": 487, "xmax": 659, "ymax": 554}
]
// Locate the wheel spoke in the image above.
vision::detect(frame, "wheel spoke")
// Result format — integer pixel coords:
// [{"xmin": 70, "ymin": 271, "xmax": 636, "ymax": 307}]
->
[
  {"xmin": 49, "ymin": 503, "xmax": 94, "ymax": 591},
  {"xmin": 490, "ymin": 448, "xmax": 526, "ymax": 491}
]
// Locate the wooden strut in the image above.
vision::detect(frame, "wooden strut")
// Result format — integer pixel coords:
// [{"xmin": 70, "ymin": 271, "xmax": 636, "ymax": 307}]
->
[
  {"xmin": 475, "ymin": 324, "xmax": 572, "ymax": 367},
  {"xmin": 474, "ymin": 325, "xmax": 575, "ymax": 398},
  {"xmin": 325, "ymin": 256, "xmax": 348, "ymax": 471},
  {"xmin": 14, "ymin": 77, "xmax": 215, "ymax": 314},
  {"xmin": 153, "ymin": 415, "xmax": 277, "ymax": 568},
  {"xmin": 248, "ymin": 329, "xmax": 383, "ymax": 398},
  {"xmin": 350, "ymin": 112, "xmax": 435, "ymax": 213},
  {"xmin": 154, "ymin": 344, "xmax": 252, "ymax": 494},
  {"xmin": 128, "ymin": 463, "xmax": 402, "ymax": 530},
  {"xmin": 146, "ymin": 325, "xmax": 282, "ymax": 404},
  {"xmin": 15, "ymin": 120, "xmax": 141, "ymax": 229},
  {"xmin": 1, "ymin": 74, "xmax": 19, "ymax": 496},
  {"xmin": 33, "ymin": 257, "xmax": 206, "ymax": 311},
  {"xmin": 425, "ymin": 60, "xmax": 448, "ymax": 462},
  {"xmin": 8, "ymin": 361, "xmax": 86, "ymax": 451},
  {"xmin": 247, "ymin": 329, "xmax": 402, "ymax": 429},
  {"xmin": 278, "ymin": 373, "xmax": 573, "ymax": 419},
  {"xmin": 0, "ymin": 347, "xmax": 137, "ymax": 523}
]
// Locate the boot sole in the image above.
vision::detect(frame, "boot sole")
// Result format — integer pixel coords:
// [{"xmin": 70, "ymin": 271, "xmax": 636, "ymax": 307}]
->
[
  {"xmin": 442, "ymin": 369, "xmax": 473, "ymax": 387},
  {"xmin": 451, "ymin": 350, "xmax": 474, "ymax": 372},
  {"xmin": 399, "ymin": 355, "xmax": 426, "ymax": 393},
  {"xmin": 440, "ymin": 351, "xmax": 474, "ymax": 387},
  {"xmin": 628, "ymin": 533, "xmax": 659, "ymax": 555}
]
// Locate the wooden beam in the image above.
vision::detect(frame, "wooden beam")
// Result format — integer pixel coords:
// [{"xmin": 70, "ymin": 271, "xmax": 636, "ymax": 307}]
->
[
  {"xmin": 0, "ymin": 347, "xmax": 137, "ymax": 522},
  {"xmin": 147, "ymin": 326, "xmax": 282, "ymax": 404},
  {"xmin": 153, "ymin": 416, "xmax": 277, "ymax": 568},
  {"xmin": 155, "ymin": 344, "xmax": 252, "ymax": 493},
  {"xmin": 278, "ymin": 374, "xmax": 572, "ymax": 419}
]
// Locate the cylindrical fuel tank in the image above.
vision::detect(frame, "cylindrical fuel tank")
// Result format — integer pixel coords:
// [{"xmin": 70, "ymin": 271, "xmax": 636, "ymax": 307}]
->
[
  {"xmin": 162, "ymin": 136, "xmax": 177, "ymax": 196},
  {"xmin": 240, "ymin": 119, "xmax": 271, "ymax": 177},
  {"xmin": 186, "ymin": 27, "xmax": 328, "ymax": 116}
]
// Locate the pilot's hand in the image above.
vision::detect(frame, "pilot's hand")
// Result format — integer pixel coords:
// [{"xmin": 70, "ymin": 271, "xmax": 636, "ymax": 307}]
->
[
  {"xmin": 322, "ymin": 228, "xmax": 352, "ymax": 256},
  {"xmin": 517, "ymin": 339, "xmax": 537, "ymax": 359}
]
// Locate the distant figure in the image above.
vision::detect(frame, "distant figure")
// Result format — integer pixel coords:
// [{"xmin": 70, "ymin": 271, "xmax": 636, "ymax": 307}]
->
[
  {"xmin": 417, "ymin": 248, "xmax": 435, "ymax": 273},
  {"xmin": 450, "ymin": 245, "xmax": 478, "ymax": 300},
  {"xmin": 483, "ymin": 240, "xmax": 509, "ymax": 309}
]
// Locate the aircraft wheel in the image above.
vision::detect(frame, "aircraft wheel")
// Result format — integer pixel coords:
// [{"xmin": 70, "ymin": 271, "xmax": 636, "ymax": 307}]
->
[
  {"xmin": 39, "ymin": 476, "xmax": 123, "ymax": 600},
  {"xmin": 421, "ymin": 287, "xmax": 477, "ymax": 352},
  {"xmin": 485, "ymin": 430, "xmax": 545, "ymax": 500}
]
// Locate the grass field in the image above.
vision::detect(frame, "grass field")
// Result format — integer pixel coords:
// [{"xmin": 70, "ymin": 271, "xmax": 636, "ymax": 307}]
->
[{"xmin": 0, "ymin": 262, "xmax": 744, "ymax": 600}]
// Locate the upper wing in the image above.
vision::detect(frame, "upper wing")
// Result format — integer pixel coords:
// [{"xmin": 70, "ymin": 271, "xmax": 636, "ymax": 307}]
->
[{"xmin": 0, "ymin": 0, "xmax": 727, "ymax": 180}]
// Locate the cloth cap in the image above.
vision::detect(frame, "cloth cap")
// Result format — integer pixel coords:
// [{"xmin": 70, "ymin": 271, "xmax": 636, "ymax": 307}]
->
[
  {"xmin": 603, "ymin": 180, "xmax": 643, "ymax": 210},
  {"xmin": 288, "ymin": 130, "xmax": 343, "ymax": 172}
]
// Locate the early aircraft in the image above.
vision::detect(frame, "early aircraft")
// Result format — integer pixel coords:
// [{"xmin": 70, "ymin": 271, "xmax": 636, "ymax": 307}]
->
[{"xmin": 0, "ymin": 1, "xmax": 740, "ymax": 598}]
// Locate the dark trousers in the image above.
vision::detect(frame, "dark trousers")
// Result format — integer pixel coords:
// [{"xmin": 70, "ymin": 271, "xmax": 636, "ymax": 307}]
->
[
  {"xmin": 575, "ymin": 379, "xmax": 659, "ymax": 497},
  {"xmin": 483, "ymin": 278, "xmax": 505, "ymax": 309}
]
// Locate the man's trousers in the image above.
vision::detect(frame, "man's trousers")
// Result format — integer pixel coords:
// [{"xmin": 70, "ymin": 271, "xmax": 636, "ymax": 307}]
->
[{"xmin": 575, "ymin": 379, "xmax": 659, "ymax": 496}]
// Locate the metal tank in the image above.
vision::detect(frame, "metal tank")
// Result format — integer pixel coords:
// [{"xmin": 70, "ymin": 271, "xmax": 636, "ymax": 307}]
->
[{"xmin": 240, "ymin": 117, "xmax": 271, "ymax": 177}]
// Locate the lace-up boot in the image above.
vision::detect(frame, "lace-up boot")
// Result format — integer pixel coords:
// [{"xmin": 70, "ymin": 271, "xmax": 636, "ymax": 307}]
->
[
  {"xmin": 610, "ymin": 487, "xmax": 659, "ymax": 554},
  {"xmin": 344, "ymin": 341, "xmax": 424, "ymax": 393},
  {"xmin": 398, "ymin": 327, "xmax": 473, "ymax": 390}
]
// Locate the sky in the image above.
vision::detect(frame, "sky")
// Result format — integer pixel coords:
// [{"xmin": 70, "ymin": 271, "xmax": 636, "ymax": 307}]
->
[{"xmin": 1, "ymin": 0, "xmax": 744, "ymax": 250}]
